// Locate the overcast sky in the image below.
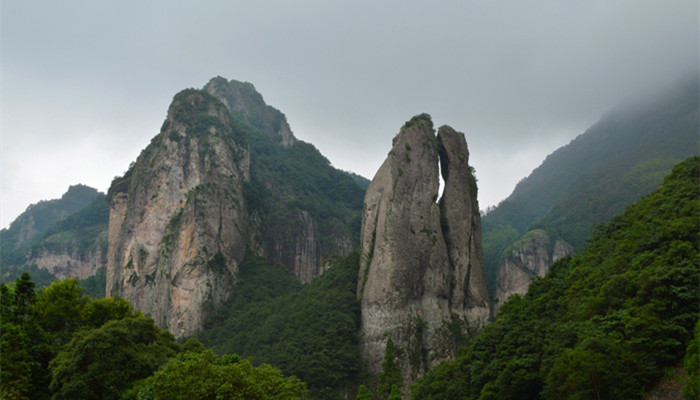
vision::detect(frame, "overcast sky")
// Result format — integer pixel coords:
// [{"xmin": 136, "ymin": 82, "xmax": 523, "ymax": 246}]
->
[{"xmin": 1, "ymin": 1, "xmax": 697, "ymax": 229}]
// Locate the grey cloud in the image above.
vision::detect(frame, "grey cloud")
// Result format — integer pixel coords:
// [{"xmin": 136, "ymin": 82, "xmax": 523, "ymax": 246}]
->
[{"xmin": 1, "ymin": 0, "xmax": 697, "ymax": 228}]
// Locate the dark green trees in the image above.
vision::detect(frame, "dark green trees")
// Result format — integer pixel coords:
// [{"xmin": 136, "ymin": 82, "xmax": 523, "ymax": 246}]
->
[
  {"xmin": 124, "ymin": 350, "xmax": 307, "ymax": 400},
  {"xmin": 1, "ymin": 273, "xmax": 52, "ymax": 400},
  {"xmin": 48, "ymin": 316, "xmax": 178, "ymax": 400},
  {"xmin": 0, "ymin": 275, "xmax": 159, "ymax": 400}
]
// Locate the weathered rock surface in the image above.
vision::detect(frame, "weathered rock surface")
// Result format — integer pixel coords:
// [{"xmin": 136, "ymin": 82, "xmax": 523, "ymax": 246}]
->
[
  {"xmin": 437, "ymin": 126, "xmax": 491, "ymax": 325},
  {"xmin": 357, "ymin": 116, "xmax": 491, "ymax": 388},
  {"xmin": 494, "ymin": 229, "xmax": 574, "ymax": 312},
  {"xmin": 106, "ymin": 89, "xmax": 251, "ymax": 337},
  {"xmin": 27, "ymin": 238, "xmax": 107, "ymax": 280}
]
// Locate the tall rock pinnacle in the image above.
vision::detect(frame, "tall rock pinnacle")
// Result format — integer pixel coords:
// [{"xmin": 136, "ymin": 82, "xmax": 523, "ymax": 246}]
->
[{"xmin": 357, "ymin": 115, "xmax": 491, "ymax": 387}]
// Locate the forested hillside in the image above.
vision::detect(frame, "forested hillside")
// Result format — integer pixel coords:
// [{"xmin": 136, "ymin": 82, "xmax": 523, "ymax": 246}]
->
[
  {"xmin": 412, "ymin": 156, "xmax": 699, "ymax": 399},
  {"xmin": 482, "ymin": 78, "xmax": 699, "ymax": 295}
]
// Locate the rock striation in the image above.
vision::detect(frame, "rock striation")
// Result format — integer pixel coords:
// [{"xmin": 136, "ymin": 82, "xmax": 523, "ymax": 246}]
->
[
  {"xmin": 494, "ymin": 229, "xmax": 574, "ymax": 312},
  {"xmin": 357, "ymin": 115, "xmax": 491, "ymax": 388}
]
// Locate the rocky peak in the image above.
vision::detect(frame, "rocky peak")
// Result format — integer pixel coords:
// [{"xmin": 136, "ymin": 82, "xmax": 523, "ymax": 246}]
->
[
  {"xmin": 204, "ymin": 76, "xmax": 295, "ymax": 147},
  {"xmin": 106, "ymin": 88, "xmax": 251, "ymax": 337},
  {"xmin": 358, "ymin": 115, "xmax": 491, "ymax": 389}
]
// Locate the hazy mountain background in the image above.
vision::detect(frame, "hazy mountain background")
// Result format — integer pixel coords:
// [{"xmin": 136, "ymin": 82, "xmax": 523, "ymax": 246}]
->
[{"xmin": 482, "ymin": 76, "xmax": 699, "ymax": 297}]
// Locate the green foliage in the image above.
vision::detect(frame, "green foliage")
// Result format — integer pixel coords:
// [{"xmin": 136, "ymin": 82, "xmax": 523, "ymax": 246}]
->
[
  {"xmin": 1, "ymin": 273, "xmax": 53, "ymax": 400},
  {"xmin": 48, "ymin": 316, "xmax": 178, "ymax": 400},
  {"xmin": 412, "ymin": 157, "xmax": 700, "ymax": 400},
  {"xmin": 356, "ymin": 385, "xmax": 371, "ymax": 400},
  {"xmin": 124, "ymin": 349, "xmax": 307, "ymax": 400},
  {"xmin": 80, "ymin": 267, "xmax": 106, "ymax": 298},
  {"xmin": 34, "ymin": 278, "xmax": 90, "ymax": 345},
  {"xmin": 402, "ymin": 113, "xmax": 434, "ymax": 131},
  {"xmin": 684, "ymin": 321, "xmax": 700, "ymax": 399},
  {"xmin": 378, "ymin": 336, "xmax": 404, "ymax": 399},
  {"xmin": 196, "ymin": 252, "xmax": 361, "ymax": 398},
  {"xmin": 247, "ymin": 126, "xmax": 366, "ymax": 250},
  {"xmin": 387, "ymin": 385, "xmax": 402, "ymax": 400},
  {"xmin": 0, "ymin": 274, "xmax": 140, "ymax": 399},
  {"xmin": 168, "ymin": 88, "xmax": 247, "ymax": 148},
  {"xmin": 482, "ymin": 80, "xmax": 699, "ymax": 293}
]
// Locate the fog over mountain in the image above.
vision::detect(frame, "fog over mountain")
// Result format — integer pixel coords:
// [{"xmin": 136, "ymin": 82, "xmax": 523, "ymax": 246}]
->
[{"xmin": 2, "ymin": 0, "xmax": 697, "ymax": 229}]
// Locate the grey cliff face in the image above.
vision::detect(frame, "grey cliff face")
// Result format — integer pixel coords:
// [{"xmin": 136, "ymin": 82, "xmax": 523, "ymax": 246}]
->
[
  {"xmin": 494, "ymin": 229, "xmax": 574, "ymax": 312},
  {"xmin": 106, "ymin": 90, "xmax": 251, "ymax": 337},
  {"xmin": 358, "ymin": 117, "xmax": 491, "ymax": 388}
]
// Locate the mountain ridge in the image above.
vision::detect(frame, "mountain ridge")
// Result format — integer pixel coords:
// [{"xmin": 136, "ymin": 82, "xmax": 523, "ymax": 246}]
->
[{"xmin": 483, "ymin": 77, "xmax": 699, "ymax": 304}]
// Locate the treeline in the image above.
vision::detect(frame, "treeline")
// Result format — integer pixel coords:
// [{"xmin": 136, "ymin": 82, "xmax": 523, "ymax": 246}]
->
[
  {"xmin": 0, "ymin": 273, "xmax": 306, "ymax": 400},
  {"xmin": 411, "ymin": 156, "xmax": 700, "ymax": 399}
]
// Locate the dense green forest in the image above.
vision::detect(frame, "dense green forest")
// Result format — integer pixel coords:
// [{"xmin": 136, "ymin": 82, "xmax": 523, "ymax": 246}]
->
[
  {"xmin": 0, "ymin": 273, "xmax": 306, "ymax": 400},
  {"xmin": 196, "ymin": 252, "xmax": 361, "ymax": 399},
  {"xmin": 412, "ymin": 156, "xmax": 699, "ymax": 399},
  {"xmin": 482, "ymin": 79, "xmax": 699, "ymax": 293}
]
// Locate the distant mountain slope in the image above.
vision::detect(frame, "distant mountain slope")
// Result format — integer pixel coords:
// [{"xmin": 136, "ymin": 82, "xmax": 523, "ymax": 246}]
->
[
  {"xmin": 412, "ymin": 156, "xmax": 699, "ymax": 400},
  {"xmin": 483, "ymin": 77, "xmax": 699, "ymax": 298},
  {"xmin": 1, "ymin": 184, "xmax": 100, "ymax": 255},
  {"xmin": 1, "ymin": 185, "xmax": 106, "ymax": 287}
]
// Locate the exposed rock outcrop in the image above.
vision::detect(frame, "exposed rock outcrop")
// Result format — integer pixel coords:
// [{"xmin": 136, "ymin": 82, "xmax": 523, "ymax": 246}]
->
[
  {"xmin": 106, "ymin": 89, "xmax": 251, "ymax": 337},
  {"xmin": 27, "ymin": 237, "xmax": 107, "ymax": 280},
  {"xmin": 357, "ymin": 115, "xmax": 491, "ymax": 388},
  {"xmin": 494, "ymin": 229, "xmax": 574, "ymax": 312}
]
